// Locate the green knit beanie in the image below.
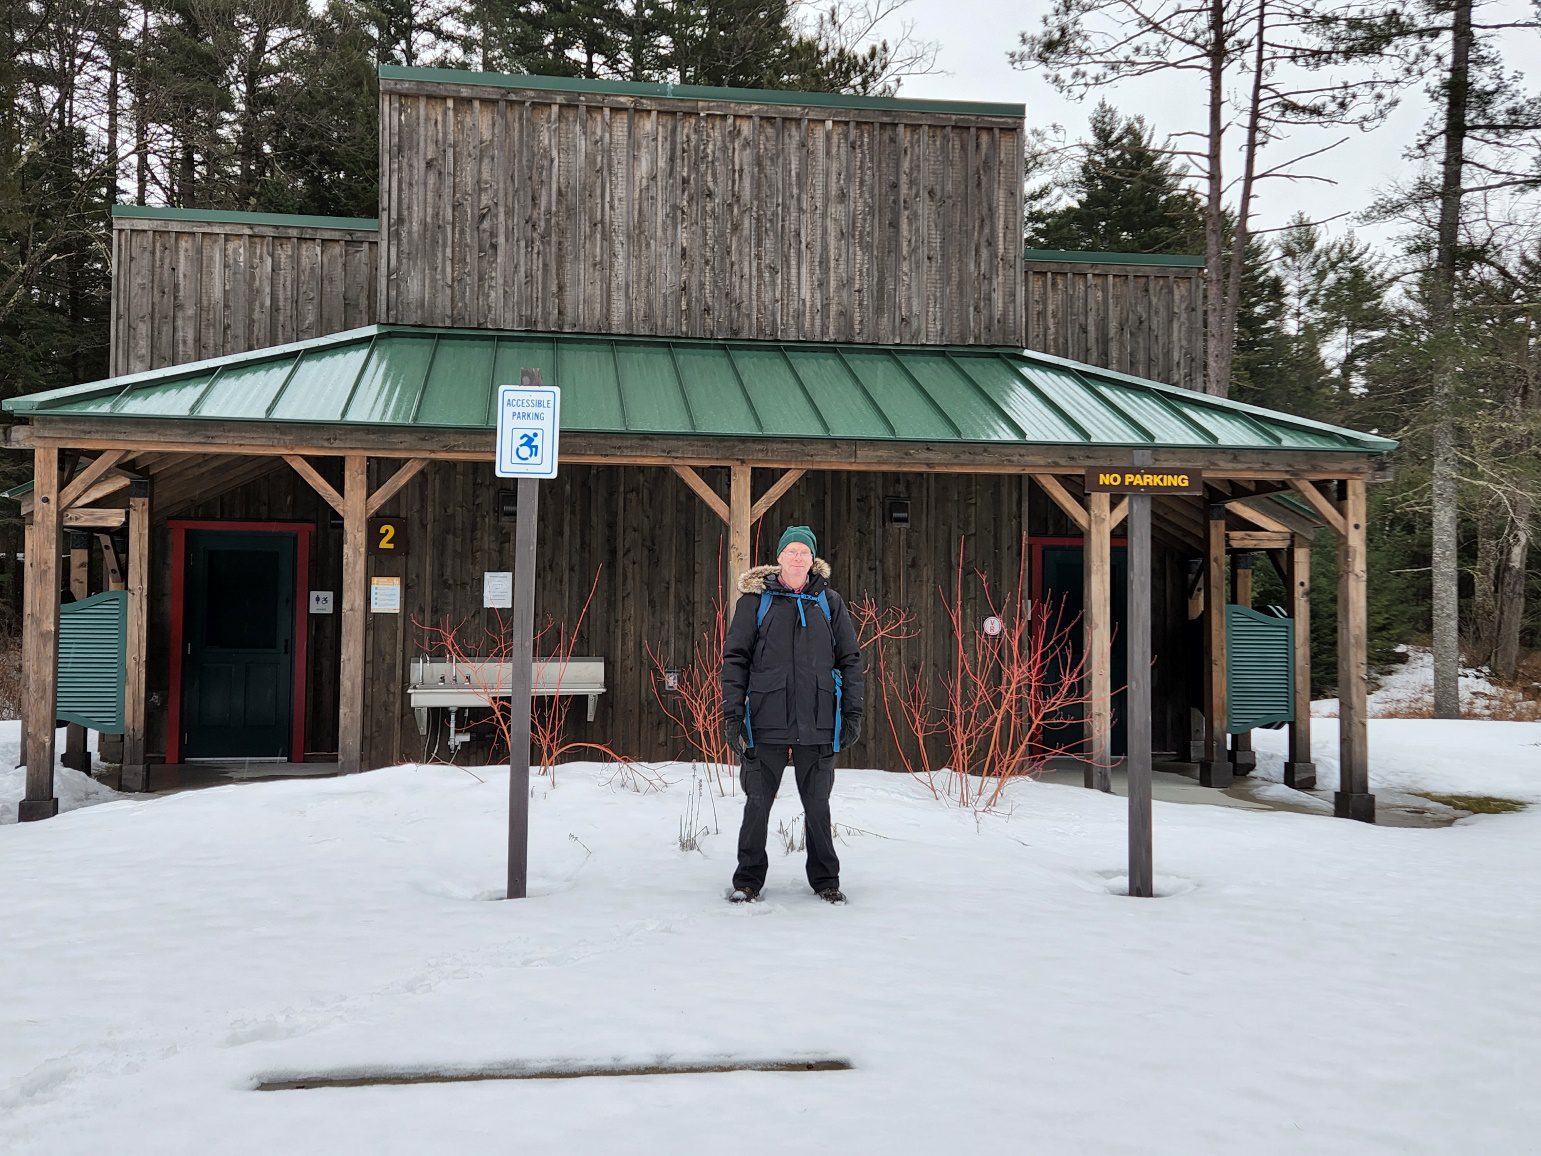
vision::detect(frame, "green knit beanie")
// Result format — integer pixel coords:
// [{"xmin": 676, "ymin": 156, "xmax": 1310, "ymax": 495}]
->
[{"xmin": 777, "ymin": 525, "xmax": 817, "ymax": 557}]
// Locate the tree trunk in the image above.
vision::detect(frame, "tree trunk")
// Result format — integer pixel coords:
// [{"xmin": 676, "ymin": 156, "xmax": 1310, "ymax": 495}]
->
[
  {"xmin": 107, "ymin": 5, "xmax": 120, "ymax": 204},
  {"xmin": 135, "ymin": 5, "xmax": 148, "ymax": 204},
  {"xmin": 1202, "ymin": 0, "xmax": 1227, "ymax": 397},
  {"xmin": 1429, "ymin": 0, "xmax": 1473, "ymax": 720},
  {"xmin": 1489, "ymin": 494, "xmax": 1531, "ymax": 682}
]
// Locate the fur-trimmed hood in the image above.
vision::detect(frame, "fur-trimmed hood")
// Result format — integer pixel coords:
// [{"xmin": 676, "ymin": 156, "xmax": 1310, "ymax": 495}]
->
[{"xmin": 737, "ymin": 557, "xmax": 831, "ymax": 594}]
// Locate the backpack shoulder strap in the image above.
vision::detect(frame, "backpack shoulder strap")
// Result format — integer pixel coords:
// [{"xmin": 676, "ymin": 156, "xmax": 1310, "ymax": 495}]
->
[
  {"xmin": 756, "ymin": 590, "xmax": 773, "ymax": 627},
  {"xmin": 815, "ymin": 590, "xmax": 832, "ymax": 623}
]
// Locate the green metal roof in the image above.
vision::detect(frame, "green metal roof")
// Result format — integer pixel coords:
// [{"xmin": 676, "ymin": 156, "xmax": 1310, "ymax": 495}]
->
[
  {"xmin": 379, "ymin": 66, "xmax": 1025, "ymax": 120},
  {"xmin": 1024, "ymin": 250, "xmax": 1206, "ymax": 269},
  {"xmin": 113, "ymin": 206, "xmax": 379, "ymax": 231},
  {"xmin": 2, "ymin": 326, "xmax": 1397, "ymax": 455}
]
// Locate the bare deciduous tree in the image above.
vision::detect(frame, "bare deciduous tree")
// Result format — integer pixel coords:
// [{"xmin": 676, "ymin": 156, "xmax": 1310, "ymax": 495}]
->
[{"xmin": 1013, "ymin": 0, "xmax": 1414, "ymax": 398}]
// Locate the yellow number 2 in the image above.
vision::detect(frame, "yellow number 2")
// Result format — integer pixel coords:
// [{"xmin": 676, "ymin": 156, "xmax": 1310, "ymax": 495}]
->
[{"xmin": 378, "ymin": 523, "xmax": 396, "ymax": 550}]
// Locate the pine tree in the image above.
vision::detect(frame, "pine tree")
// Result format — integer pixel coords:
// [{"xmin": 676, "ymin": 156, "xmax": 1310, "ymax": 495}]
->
[{"xmin": 1026, "ymin": 102, "xmax": 1203, "ymax": 254}]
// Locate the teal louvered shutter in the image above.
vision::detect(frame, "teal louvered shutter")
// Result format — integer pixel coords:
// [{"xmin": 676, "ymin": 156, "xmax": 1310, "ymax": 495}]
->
[
  {"xmin": 57, "ymin": 590, "xmax": 128, "ymax": 733},
  {"xmin": 1226, "ymin": 604, "xmax": 1294, "ymax": 733}
]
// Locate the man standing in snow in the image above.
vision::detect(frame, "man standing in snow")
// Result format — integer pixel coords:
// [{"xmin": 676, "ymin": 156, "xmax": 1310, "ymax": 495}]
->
[{"xmin": 721, "ymin": 525, "xmax": 865, "ymax": 905}]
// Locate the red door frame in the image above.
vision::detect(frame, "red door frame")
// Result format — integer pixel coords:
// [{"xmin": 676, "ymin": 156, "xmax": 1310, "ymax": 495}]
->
[
  {"xmin": 167, "ymin": 520, "xmax": 314, "ymax": 765},
  {"xmin": 1030, "ymin": 535, "xmax": 1130, "ymax": 605}
]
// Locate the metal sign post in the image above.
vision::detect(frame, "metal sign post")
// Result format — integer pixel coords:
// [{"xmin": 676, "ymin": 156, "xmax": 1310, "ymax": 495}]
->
[
  {"xmin": 495, "ymin": 368, "xmax": 560, "ymax": 900},
  {"xmin": 1125, "ymin": 451, "xmax": 1154, "ymax": 898}
]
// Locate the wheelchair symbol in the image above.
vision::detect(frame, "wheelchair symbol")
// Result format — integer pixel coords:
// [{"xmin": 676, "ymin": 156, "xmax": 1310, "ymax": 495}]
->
[{"xmin": 515, "ymin": 431, "xmax": 540, "ymax": 462}]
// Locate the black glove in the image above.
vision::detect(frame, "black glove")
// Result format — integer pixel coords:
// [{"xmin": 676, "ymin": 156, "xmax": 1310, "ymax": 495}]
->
[
  {"xmin": 722, "ymin": 715, "xmax": 749, "ymax": 754},
  {"xmin": 841, "ymin": 713, "xmax": 862, "ymax": 747}
]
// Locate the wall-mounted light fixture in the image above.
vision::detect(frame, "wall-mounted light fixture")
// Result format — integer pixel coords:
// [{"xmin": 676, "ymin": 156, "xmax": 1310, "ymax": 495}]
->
[{"xmin": 885, "ymin": 497, "xmax": 910, "ymax": 526}]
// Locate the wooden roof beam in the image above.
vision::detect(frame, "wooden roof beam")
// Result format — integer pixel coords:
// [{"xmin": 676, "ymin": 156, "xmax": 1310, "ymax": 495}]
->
[
  {"xmin": 750, "ymin": 469, "xmax": 806, "ymax": 523},
  {"xmin": 1032, "ymin": 474, "xmax": 1089, "ymax": 532},
  {"xmin": 367, "ymin": 458, "xmax": 429, "ymax": 517},
  {"xmin": 284, "ymin": 455, "xmax": 345, "ymax": 516},
  {"xmin": 672, "ymin": 466, "xmax": 730, "ymax": 525},
  {"xmin": 1288, "ymin": 479, "xmax": 1347, "ymax": 538},
  {"xmin": 59, "ymin": 451, "xmax": 127, "ymax": 510}
]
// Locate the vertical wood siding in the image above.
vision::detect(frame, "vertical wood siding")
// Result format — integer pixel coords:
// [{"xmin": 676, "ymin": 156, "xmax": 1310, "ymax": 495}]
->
[
  {"xmin": 1023, "ymin": 260, "xmax": 1205, "ymax": 391},
  {"xmin": 379, "ymin": 80, "xmax": 1025, "ymax": 346},
  {"xmin": 111, "ymin": 219, "xmax": 379, "ymax": 376},
  {"xmin": 353, "ymin": 464, "xmax": 1189, "ymax": 770},
  {"xmin": 148, "ymin": 464, "xmax": 1194, "ymax": 770}
]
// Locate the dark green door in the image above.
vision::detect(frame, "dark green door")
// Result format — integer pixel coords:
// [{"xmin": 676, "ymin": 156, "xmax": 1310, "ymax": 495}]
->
[
  {"xmin": 1039, "ymin": 544, "xmax": 1129, "ymax": 757},
  {"xmin": 183, "ymin": 531, "xmax": 296, "ymax": 759}
]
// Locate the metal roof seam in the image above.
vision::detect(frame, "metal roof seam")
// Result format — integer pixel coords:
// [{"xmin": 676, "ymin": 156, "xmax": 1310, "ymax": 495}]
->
[
  {"xmin": 1230, "ymin": 409, "xmax": 1290, "ymax": 448},
  {"xmin": 831, "ymin": 348, "xmax": 906, "ymax": 437},
  {"xmin": 1017, "ymin": 344, "xmax": 1395, "ymax": 451},
  {"xmin": 884, "ymin": 353, "xmax": 966, "ymax": 439},
  {"xmin": 939, "ymin": 352, "xmax": 1030, "ymax": 441},
  {"xmin": 408, "ymin": 333, "xmax": 448, "ymax": 425},
  {"xmin": 665, "ymin": 343, "xmax": 701, "ymax": 431},
  {"xmin": 482, "ymin": 338, "xmax": 502, "ymax": 427},
  {"xmin": 609, "ymin": 341, "xmax": 634, "ymax": 431},
  {"xmin": 352, "ymin": 332, "xmax": 393, "ymax": 423},
  {"xmin": 721, "ymin": 347, "xmax": 766, "ymax": 435},
  {"xmin": 183, "ymin": 364, "xmax": 230, "ymax": 417},
  {"xmin": 1127, "ymin": 381, "xmax": 1222, "ymax": 445},
  {"xmin": 1070, "ymin": 371, "xmax": 1160, "ymax": 444},
  {"xmin": 779, "ymin": 348, "xmax": 837, "ymax": 437},
  {"xmin": 1005, "ymin": 357, "xmax": 1094, "ymax": 442},
  {"xmin": 260, "ymin": 348, "xmax": 308, "ymax": 420}
]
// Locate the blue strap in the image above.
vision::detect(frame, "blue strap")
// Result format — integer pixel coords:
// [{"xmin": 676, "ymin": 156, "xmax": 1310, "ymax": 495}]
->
[
  {"xmin": 832, "ymin": 669, "xmax": 843, "ymax": 753},
  {"xmin": 756, "ymin": 588, "xmax": 833, "ymax": 628},
  {"xmin": 743, "ymin": 692, "xmax": 754, "ymax": 748}
]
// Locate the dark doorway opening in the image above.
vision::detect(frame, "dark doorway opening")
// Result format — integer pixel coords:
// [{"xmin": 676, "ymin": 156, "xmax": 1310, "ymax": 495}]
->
[{"xmin": 168, "ymin": 523, "xmax": 312, "ymax": 763}]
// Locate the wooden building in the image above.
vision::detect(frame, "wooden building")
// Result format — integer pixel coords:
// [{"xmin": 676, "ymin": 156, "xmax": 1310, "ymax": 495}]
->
[{"xmin": 5, "ymin": 68, "xmax": 1392, "ymax": 824}]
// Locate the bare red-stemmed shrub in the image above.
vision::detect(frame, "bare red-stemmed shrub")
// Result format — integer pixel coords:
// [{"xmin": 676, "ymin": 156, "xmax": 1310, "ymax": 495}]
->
[
  {"xmin": 854, "ymin": 534, "xmax": 1115, "ymax": 810},
  {"xmin": 413, "ymin": 565, "xmax": 632, "ymax": 781},
  {"xmin": 645, "ymin": 559, "xmax": 737, "ymax": 795}
]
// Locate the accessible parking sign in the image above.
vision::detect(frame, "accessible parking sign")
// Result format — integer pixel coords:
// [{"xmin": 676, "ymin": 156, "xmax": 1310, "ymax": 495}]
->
[{"xmin": 495, "ymin": 383, "xmax": 561, "ymax": 478}]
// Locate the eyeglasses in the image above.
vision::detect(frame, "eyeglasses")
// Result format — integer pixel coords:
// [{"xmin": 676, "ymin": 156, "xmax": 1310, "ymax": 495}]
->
[{"xmin": 780, "ymin": 545, "xmax": 813, "ymax": 559}]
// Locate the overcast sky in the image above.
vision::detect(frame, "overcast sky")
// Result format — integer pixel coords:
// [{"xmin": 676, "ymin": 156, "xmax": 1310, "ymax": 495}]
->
[{"xmin": 896, "ymin": 0, "xmax": 1541, "ymax": 254}]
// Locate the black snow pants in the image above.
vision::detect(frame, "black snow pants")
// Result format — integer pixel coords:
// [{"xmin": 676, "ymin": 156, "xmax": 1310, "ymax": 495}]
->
[{"xmin": 733, "ymin": 744, "xmax": 839, "ymax": 893}]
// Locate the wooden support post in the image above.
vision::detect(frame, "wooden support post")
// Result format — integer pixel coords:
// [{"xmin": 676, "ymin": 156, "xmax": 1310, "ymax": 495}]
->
[
  {"xmin": 1083, "ymin": 491, "xmax": 1112, "ymax": 791},
  {"xmin": 1335, "ymin": 479, "xmax": 1373, "ymax": 821},
  {"xmin": 20, "ymin": 446, "xmax": 61, "ymax": 821},
  {"xmin": 506, "ymin": 476, "xmax": 539, "ymax": 900},
  {"xmin": 1284, "ymin": 539, "xmax": 1316, "ymax": 789},
  {"xmin": 120, "ymin": 490, "xmax": 151, "ymax": 791},
  {"xmin": 19, "ymin": 522, "xmax": 33, "ymax": 775},
  {"xmin": 339, "ymin": 455, "xmax": 367, "ymax": 775},
  {"xmin": 97, "ymin": 533, "xmax": 124, "ymax": 589},
  {"xmin": 1126, "ymin": 453, "xmax": 1154, "ymax": 898},
  {"xmin": 1227, "ymin": 552, "xmax": 1256, "ymax": 777},
  {"xmin": 728, "ymin": 464, "xmax": 752, "ymax": 601},
  {"xmin": 1199, "ymin": 503, "xmax": 1232, "ymax": 787},
  {"xmin": 62, "ymin": 532, "xmax": 91, "ymax": 774}
]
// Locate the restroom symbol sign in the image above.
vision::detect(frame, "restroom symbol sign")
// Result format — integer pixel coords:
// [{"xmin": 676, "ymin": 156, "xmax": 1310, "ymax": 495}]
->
[{"xmin": 495, "ymin": 385, "xmax": 561, "ymax": 478}]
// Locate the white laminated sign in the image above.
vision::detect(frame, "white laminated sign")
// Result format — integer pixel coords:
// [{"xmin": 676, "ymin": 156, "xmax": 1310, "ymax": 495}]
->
[{"xmin": 495, "ymin": 384, "xmax": 561, "ymax": 479}]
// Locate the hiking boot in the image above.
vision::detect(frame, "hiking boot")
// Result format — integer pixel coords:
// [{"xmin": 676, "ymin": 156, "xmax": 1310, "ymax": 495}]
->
[
  {"xmin": 728, "ymin": 886, "xmax": 762, "ymax": 904},
  {"xmin": 816, "ymin": 887, "xmax": 847, "ymax": 906}
]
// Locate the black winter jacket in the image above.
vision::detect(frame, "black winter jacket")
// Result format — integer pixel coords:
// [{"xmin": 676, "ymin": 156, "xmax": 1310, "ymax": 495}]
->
[{"xmin": 721, "ymin": 559, "xmax": 865, "ymax": 747}]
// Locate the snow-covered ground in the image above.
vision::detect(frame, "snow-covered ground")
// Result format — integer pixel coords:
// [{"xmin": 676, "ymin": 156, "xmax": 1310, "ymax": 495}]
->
[
  {"xmin": 4, "ymin": 715, "xmax": 1541, "ymax": 1154},
  {"xmin": 1314, "ymin": 644, "xmax": 1538, "ymax": 720},
  {"xmin": 0, "ymin": 722, "xmax": 119, "ymax": 824}
]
